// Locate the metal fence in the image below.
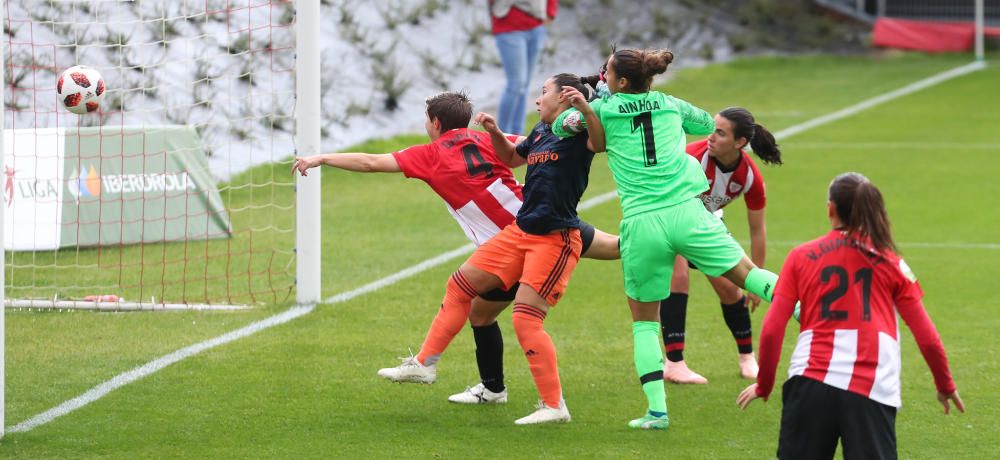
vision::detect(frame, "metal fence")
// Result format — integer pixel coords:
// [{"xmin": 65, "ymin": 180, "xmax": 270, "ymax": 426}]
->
[{"xmin": 815, "ymin": 0, "xmax": 1000, "ymax": 24}]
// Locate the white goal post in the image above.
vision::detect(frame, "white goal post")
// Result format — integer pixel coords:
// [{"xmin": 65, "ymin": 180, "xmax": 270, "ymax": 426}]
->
[
  {"xmin": 976, "ymin": 0, "xmax": 986, "ymax": 60},
  {"xmin": 1, "ymin": 0, "xmax": 6, "ymax": 440},
  {"xmin": 296, "ymin": 0, "xmax": 321, "ymax": 306}
]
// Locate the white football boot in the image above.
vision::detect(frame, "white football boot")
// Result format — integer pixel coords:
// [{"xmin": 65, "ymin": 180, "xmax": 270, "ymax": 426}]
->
[
  {"xmin": 448, "ymin": 383, "xmax": 508, "ymax": 404},
  {"xmin": 514, "ymin": 399, "xmax": 571, "ymax": 425},
  {"xmin": 376, "ymin": 355, "xmax": 436, "ymax": 384}
]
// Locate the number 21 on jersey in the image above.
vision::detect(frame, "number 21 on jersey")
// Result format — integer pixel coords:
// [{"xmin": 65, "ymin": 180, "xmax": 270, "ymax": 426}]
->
[{"xmin": 820, "ymin": 265, "xmax": 873, "ymax": 321}]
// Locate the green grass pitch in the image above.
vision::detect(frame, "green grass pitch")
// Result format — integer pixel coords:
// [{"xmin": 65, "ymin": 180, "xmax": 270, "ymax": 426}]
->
[{"xmin": 2, "ymin": 52, "xmax": 998, "ymax": 458}]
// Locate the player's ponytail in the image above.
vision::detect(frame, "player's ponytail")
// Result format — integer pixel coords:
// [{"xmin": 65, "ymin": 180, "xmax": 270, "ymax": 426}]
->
[
  {"xmin": 580, "ymin": 74, "xmax": 602, "ymax": 101},
  {"xmin": 749, "ymin": 124, "xmax": 781, "ymax": 165},
  {"xmin": 609, "ymin": 46, "xmax": 673, "ymax": 92},
  {"xmin": 643, "ymin": 49, "xmax": 673, "ymax": 77},
  {"xmin": 581, "ymin": 74, "xmax": 601, "ymax": 88},
  {"xmin": 829, "ymin": 172, "xmax": 896, "ymax": 253},
  {"xmin": 719, "ymin": 107, "xmax": 782, "ymax": 165}
]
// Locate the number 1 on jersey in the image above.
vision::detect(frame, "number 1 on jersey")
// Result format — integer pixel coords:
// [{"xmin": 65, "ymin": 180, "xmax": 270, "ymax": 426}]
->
[{"xmin": 631, "ymin": 112, "xmax": 657, "ymax": 167}]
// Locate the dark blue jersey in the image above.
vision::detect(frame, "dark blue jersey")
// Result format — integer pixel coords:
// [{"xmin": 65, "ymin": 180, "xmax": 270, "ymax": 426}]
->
[{"xmin": 514, "ymin": 123, "xmax": 595, "ymax": 235}]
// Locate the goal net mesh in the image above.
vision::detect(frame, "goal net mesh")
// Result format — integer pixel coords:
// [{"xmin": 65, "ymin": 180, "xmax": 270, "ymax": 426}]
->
[{"xmin": 3, "ymin": 0, "xmax": 297, "ymax": 308}]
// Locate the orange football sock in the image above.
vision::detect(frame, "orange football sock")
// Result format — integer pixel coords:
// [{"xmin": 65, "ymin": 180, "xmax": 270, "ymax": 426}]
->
[
  {"xmin": 417, "ymin": 271, "xmax": 478, "ymax": 366},
  {"xmin": 512, "ymin": 303, "xmax": 562, "ymax": 408}
]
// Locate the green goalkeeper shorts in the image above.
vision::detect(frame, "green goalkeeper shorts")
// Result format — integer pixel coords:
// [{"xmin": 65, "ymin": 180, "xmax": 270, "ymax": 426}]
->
[{"xmin": 619, "ymin": 198, "xmax": 745, "ymax": 302}]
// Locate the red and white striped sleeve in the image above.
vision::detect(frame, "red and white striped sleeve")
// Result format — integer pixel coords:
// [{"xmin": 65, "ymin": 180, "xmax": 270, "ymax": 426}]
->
[{"xmin": 744, "ymin": 156, "xmax": 767, "ymax": 211}]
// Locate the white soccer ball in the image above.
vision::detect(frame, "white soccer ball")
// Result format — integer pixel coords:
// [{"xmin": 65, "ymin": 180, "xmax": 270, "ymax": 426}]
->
[{"xmin": 57, "ymin": 65, "xmax": 106, "ymax": 115}]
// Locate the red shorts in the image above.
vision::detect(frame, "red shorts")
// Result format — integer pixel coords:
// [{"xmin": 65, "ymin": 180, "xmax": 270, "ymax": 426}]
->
[{"xmin": 467, "ymin": 223, "xmax": 582, "ymax": 306}]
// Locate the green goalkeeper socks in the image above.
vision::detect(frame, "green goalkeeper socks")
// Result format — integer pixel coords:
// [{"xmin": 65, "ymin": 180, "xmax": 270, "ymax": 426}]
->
[
  {"xmin": 633, "ymin": 321, "xmax": 667, "ymax": 415},
  {"xmin": 744, "ymin": 267, "xmax": 779, "ymax": 302}
]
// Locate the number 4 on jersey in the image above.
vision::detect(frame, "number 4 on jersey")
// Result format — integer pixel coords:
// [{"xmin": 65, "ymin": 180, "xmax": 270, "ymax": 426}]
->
[{"xmin": 461, "ymin": 144, "xmax": 494, "ymax": 178}]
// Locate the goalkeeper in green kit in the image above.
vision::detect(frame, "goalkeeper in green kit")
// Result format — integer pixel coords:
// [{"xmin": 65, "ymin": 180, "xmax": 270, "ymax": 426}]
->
[{"xmin": 552, "ymin": 46, "xmax": 780, "ymax": 430}]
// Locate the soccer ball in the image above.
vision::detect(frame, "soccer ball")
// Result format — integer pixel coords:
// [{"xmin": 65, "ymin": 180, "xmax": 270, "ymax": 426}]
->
[{"xmin": 57, "ymin": 65, "xmax": 106, "ymax": 115}]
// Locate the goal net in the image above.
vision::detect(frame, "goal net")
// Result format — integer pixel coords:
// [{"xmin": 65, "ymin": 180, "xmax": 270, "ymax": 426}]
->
[
  {"xmin": 2, "ymin": 0, "xmax": 299, "ymax": 309},
  {"xmin": 816, "ymin": 0, "xmax": 1000, "ymax": 58}
]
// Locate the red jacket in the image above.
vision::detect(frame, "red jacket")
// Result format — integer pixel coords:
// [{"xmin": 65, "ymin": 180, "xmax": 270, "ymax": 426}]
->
[{"xmin": 490, "ymin": 0, "xmax": 558, "ymax": 35}]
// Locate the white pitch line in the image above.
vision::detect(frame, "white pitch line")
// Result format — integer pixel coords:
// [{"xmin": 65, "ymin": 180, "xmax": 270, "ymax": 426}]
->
[
  {"xmin": 7, "ymin": 305, "xmax": 315, "ymax": 433},
  {"xmin": 323, "ymin": 245, "xmax": 475, "ymax": 304},
  {"xmin": 896, "ymin": 241, "xmax": 1000, "ymax": 250},
  {"xmin": 745, "ymin": 240, "xmax": 1000, "ymax": 250},
  {"xmin": 320, "ymin": 190, "xmax": 622, "ymax": 305},
  {"xmin": 773, "ymin": 60, "xmax": 986, "ymax": 141},
  {"xmin": 7, "ymin": 62, "xmax": 985, "ymax": 434},
  {"xmin": 783, "ymin": 142, "xmax": 997, "ymax": 150}
]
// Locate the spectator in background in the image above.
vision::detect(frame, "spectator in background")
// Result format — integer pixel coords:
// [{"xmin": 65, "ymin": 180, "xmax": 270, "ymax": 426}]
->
[{"xmin": 490, "ymin": 0, "xmax": 557, "ymax": 135}]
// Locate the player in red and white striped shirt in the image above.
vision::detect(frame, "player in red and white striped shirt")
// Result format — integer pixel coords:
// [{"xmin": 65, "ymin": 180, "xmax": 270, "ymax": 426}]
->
[
  {"xmin": 661, "ymin": 108, "xmax": 782, "ymax": 384},
  {"xmin": 292, "ymin": 92, "xmax": 524, "ymax": 242},
  {"xmin": 390, "ymin": 121, "xmax": 524, "ymax": 247},
  {"xmin": 737, "ymin": 172, "xmax": 964, "ymax": 460}
]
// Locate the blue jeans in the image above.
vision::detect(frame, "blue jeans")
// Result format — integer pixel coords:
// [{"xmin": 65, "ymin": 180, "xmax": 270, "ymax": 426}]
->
[{"xmin": 495, "ymin": 25, "xmax": 546, "ymax": 135}]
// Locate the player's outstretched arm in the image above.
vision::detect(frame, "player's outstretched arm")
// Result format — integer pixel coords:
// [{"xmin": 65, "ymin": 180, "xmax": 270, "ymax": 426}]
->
[
  {"xmin": 560, "ymin": 86, "xmax": 605, "ymax": 152},
  {"xmin": 292, "ymin": 153, "xmax": 401, "ymax": 176},
  {"xmin": 672, "ymin": 96, "xmax": 715, "ymax": 135},
  {"xmin": 746, "ymin": 208, "xmax": 767, "ymax": 311},
  {"xmin": 474, "ymin": 112, "xmax": 526, "ymax": 167}
]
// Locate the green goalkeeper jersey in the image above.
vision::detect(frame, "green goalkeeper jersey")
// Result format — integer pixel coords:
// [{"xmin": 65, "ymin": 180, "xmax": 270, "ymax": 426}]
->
[{"xmin": 553, "ymin": 91, "xmax": 714, "ymax": 218}]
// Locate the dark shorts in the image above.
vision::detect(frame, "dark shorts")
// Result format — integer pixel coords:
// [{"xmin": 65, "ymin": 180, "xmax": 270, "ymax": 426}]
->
[
  {"xmin": 778, "ymin": 376, "xmax": 897, "ymax": 460},
  {"xmin": 479, "ymin": 220, "xmax": 595, "ymax": 303},
  {"xmin": 481, "ymin": 283, "xmax": 518, "ymax": 302},
  {"xmin": 579, "ymin": 219, "xmax": 596, "ymax": 255}
]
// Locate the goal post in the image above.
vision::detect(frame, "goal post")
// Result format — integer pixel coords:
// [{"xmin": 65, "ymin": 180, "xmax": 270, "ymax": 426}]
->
[
  {"xmin": 1, "ymin": 0, "xmax": 6, "ymax": 440},
  {"xmin": 976, "ymin": 0, "xmax": 986, "ymax": 61},
  {"xmin": 295, "ymin": 0, "xmax": 321, "ymax": 306}
]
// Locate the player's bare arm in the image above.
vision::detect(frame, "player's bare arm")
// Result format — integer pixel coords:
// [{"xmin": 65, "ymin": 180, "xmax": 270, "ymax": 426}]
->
[
  {"xmin": 746, "ymin": 208, "xmax": 767, "ymax": 311},
  {"xmin": 292, "ymin": 153, "xmax": 401, "ymax": 176},
  {"xmin": 474, "ymin": 112, "xmax": 526, "ymax": 167}
]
